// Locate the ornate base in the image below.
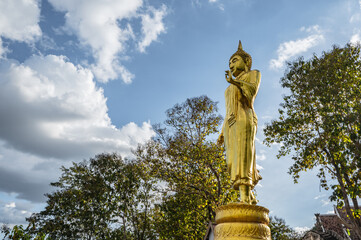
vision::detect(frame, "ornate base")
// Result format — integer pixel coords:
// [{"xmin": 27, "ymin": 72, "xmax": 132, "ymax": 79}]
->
[{"xmin": 214, "ymin": 203, "xmax": 271, "ymax": 240}]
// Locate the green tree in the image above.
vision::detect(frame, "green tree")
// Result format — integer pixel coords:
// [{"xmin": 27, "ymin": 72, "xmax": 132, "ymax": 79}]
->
[
  {"xmin": 263, "ymin": 43, "xmax": 361, "ymax": 238},
  {"xmin": 135, "ymin": 96, "xmax": 238, "ymax": 239},
  {"xmin": 269, "ymin": 217, "xmax": 300, "ymax": 240},
  {"xmin": 1, "ymin": 224, "xmax": 47, "ymax": 240},
  {"xmin": 26, "ymin": 153, "xmax": 156, "ymax": 240}
]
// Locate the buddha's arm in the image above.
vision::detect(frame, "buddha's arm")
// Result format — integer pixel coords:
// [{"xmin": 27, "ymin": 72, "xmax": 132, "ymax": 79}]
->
[
  {"xmin": 225, "ymin": 71, "xmax": 245, "ymax": 94},
  {"xmin": 226, "ymin": 71, "xmax": 260, "ymax": 91},
  {"xmin": 237, "ymin": 71, "xmax": 261, "ymax": 100}
]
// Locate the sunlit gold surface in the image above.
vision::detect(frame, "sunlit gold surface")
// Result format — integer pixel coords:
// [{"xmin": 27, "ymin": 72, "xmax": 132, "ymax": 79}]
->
[
  {"xmin": 215, "ymin": 203, "xmax": 269, "ymax": 224},
  {"xmin": 215, "ymin": 41, "xmax": 270, "ymax": 239},
  {"xmin": 214, "ymin": 203, "xmax": 271, "ymax": 240},
  {"xmin": 218, "ymin": 41, "xmax": 261, "ymax": 204}
]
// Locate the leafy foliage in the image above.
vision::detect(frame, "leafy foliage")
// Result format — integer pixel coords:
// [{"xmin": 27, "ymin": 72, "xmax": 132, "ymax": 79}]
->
[
  {"xmin": 135, "ymin": 95, "xmax": 238, "ymax": 239},
  {"xmin": 1, "ymin": 224, "xmax": 48, "ymax": 240},
  {"xmin": 269, "ymin": 217, "xmax": 300, "ymax": 240},
  {"xmin": 264, "ymin": 43, "xmax": 361, "ymax": 238},
  {"xmin": 26, "ymin": 153, "xmax": 156, "ymax": 240},
  {"xmin": 8, "ymin": 96, "xmax": 238, "ymax": 239}
]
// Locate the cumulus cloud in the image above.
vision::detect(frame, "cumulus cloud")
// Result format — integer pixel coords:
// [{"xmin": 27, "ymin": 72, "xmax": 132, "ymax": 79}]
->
[
  {"xmin": 0, "ymin": 55, "xmax": 155, "ymax": 202},
  {"xmin": 0, "ymin": 0, "xmax": 165, "ymax": 224},
  {"xmin": 269, "ymin": 25, "xmax": 324, "ymax": 70},
  {"xmin": 0, "ymin": 0, "xmax": 41, "ymax": 58},
  {"xmin": 0, "ymin": 200, "xmax": 34, "ymax": 226},
  {"xmin": 350, "ymin": 32, "xmax": 361, "ymax": 44},
  {"xmin": 0, "ymin": 140, "xmax": 67, "ymax": 202},
  {"xmin": 0, "ymin": 0, "xmax": 41, "ymax": 42},
  {"xmin": 47, "ymin": 0, "xmax": 168, "ymax": 83},
  {"xmin": 138, "ymin": 5, "xmax": 167, "ymax": 53},
  {"xmin": 0, "ymin": 55, "xmax": 154, "ymax": 159}
]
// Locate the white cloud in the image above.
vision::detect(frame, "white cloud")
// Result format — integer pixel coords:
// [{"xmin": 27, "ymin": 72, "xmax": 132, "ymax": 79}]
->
[
  {"xmin": 5, "ymin": 202, "xmax": 15, "ymax": 208},
  {"xmin": 138, "ymin": 5, "xmax": 167, "ymax": 53},
  {"xmin": 321, "ymin": 199, "xmax": 330, "ymax": 206},
  {"xmin": 349, "ymin": 0, "xmax": 361, "ymax": 23},
  {"xmin": 314, "ymin": 194, "xmax": 326, "ymax": 200},
  {"xmin": 0, "ymin": 200, "xmax": 35, "ymax": 225},
  {"xmin": 0, "ymin": 55, "xmax": 155, "ymax": 202},
  {"xmin": 0, "ymin": 0, "xmax": 41, "ymax": 42},
  {"xmin": 0, "ymin": 55, "xmax": 155, "ymax": 159},
  {"xmin": 0, "ymin": 0, "xmax": 41, "ymax": 58},
  {"xmin": 38, "ymin": 34, "xmax": 63, "ymax": 51},
  {"xmin": 349, "ymin": 13, "xmax": 361, "ymax": 23},
  {"xmin": 270, "ymin": 25, "xmax": 324, "ymax": 70},
  {"xmin": 256, "ymin": 153, "xmax": 266, "ymax": 161},
  {"xmin": 0, "ymin": 141, "xmax": 72, "ymax": 202},
  {"xmin": 294, "ymin": 226, "xmax": 310, "ymax": 234},
  {"xmin": 209, "ymin": 0, "xmax": 218, "ymax": 2},
  {"xmin": 261, "ymin": 115, "xmax": 273, "ymax": 120},
  {"xmin": 48, "ymin": 0, "xmax": 168, "ymax": 83},
  {"xmin": 350, "ymin": 33, "xmax": 361, "ymax": 44},
  {"xmin": 256, "ymin": 164, "xmax": 264, "ymax": 170}
]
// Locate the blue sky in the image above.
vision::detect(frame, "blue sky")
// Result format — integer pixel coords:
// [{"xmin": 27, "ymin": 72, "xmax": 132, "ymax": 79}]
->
[{"xmin": 0, "ymin": 0, "xmax": 360, "ymax": 233}]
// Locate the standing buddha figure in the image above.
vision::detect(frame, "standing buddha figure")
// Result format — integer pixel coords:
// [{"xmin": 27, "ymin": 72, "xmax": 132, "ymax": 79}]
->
[{"xmin": 218, "ymin": 41, "xmax": 261, "ymax": 204}]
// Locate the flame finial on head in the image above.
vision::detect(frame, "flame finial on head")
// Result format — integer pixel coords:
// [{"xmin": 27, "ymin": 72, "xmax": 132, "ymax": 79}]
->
[{"xmin": 238, "ymin": 40, "xmax": 243, "ymax": 51}]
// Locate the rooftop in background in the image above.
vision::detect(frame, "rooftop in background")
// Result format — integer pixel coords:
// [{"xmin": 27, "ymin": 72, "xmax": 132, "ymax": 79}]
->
[{"xmin": 302, "ymin": 206, "xmax": 360, "ymax": 240}]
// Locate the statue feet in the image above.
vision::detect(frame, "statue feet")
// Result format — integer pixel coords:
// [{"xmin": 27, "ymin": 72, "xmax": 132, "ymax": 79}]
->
[{"xmin": 240, "ymin": 185, "xmax": 258, "ymax": 205}]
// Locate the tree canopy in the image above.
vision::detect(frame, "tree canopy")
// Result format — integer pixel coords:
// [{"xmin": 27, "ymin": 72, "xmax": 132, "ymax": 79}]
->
[
  {"xmin": 2, "ymin": 96, "xmax": 238, "ymax": 240},
  {"xmin": 269, "ymin": 216, "xmax": 300, "ymax": 240},
  {"xmin": 135, "ymin": 95, "xmax": 238, "ymax": 239},
  {"xmin": 263, "ymin": 43, "xmax": 361, "ymax": 238},
  {"xmin": 26, "ymin": 153, "xmax": 156, "ymax": 240}
]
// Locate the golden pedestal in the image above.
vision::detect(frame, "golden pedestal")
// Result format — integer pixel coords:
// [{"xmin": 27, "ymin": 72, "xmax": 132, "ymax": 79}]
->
[{"xmin": 214, "ymin": 203, "xmax": 271, "ymax": 240}]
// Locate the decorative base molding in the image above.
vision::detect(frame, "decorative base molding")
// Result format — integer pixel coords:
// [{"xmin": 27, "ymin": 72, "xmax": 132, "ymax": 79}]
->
[{"xmin": 214, "ymin": 203, "xmax": 271, "ymax": 240}]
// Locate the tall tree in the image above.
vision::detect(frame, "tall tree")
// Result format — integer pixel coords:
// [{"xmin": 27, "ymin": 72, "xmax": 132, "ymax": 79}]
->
[
  {"xmin": 135, "ymin": 96, "xmax": 238, "ymax": 239},
  {"xmin": 20, "ymin": 96, "xmax": 237, "ymax": 239},
  {"xmin": 26, "ymin": 153, "xmax": 156, "ymax": 240},
  {"xmin": 269, "ymin": 217, "xmax": 300, "ymax": 240},
  {"xmin": 263, "ymin": 43, "xmax": 361, "ymax": 238}
]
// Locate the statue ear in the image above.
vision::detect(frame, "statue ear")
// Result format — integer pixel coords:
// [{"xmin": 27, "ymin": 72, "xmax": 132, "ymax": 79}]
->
[
  {"xmin": 245, "ymin": 58, "xmax": 250, "ymax": 70},
  {"xmin": 244, "ymin": 59, "xmax": 249, "ymax": 71}
]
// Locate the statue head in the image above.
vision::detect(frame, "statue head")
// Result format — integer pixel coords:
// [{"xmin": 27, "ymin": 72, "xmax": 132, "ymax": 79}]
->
[{"xmin": 229, "ymin": 41, "xmax": 252, "ymax": 76}]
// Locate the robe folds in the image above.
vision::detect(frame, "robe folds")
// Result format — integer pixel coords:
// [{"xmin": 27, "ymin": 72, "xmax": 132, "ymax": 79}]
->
[{"xmin": 222, "ymin": 70, "xmax": 261, "ymax": 190}]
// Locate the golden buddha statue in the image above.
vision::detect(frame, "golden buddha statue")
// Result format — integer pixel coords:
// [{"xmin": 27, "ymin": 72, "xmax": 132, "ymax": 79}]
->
[
  {"xmin": 214, "ymin": 41, "xmax": 270, "ymax": 240},
  {"xmin": 218, "ymin": 41, "xmax": 261, "ymax": 204}
]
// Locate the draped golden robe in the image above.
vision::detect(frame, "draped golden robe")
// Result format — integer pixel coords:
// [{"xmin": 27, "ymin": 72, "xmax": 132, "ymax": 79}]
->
[{"xmin": 222, "ymin": 70, "xmax": 261, "ymax": 190}]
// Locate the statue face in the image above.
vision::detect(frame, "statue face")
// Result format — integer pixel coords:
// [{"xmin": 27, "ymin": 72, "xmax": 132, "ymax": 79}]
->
[{"xmin": 229, "ymin": 55, "xmax": 246, "ymax": 77}]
